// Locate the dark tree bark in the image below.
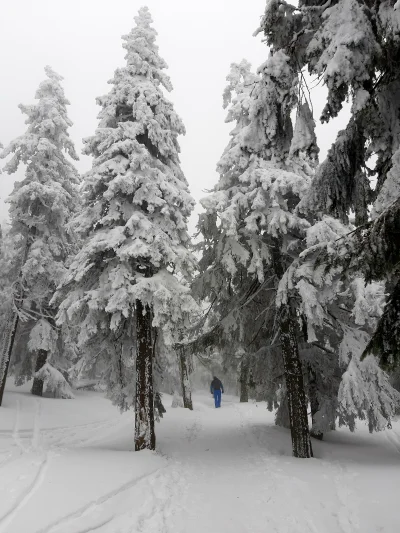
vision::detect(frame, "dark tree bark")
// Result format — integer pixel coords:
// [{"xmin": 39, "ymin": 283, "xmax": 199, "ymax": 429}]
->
[
  {"xmin": 31, "ymin": 349, "xmax": 48, "ymax": 397},
  {"xmin": 271, "ymin": 240, "xmax": 313, "ymax": 458},
  {"xmin": 154, "ymin": 392, "xmax": 166, "ymax": 418},
  {"xmin": 178, "ymin": 347, "xmax": 193, "ymax": 410},
  {"xmin": 279, "ymin": 302, "xmax": 313, "ymax": 458},
  {"xmin": 134, "ymin": 299, "xmax": 155, "ymax": 451},
  {"xmin": 0, "ymin": 311, "xmax": 20, "ymax": 406},
  {"xmin": 308, "ymin": 364, "xmax": 323, "ymax": 441},
  {"xmin": 0, "ymin": 241, "xmax": 31, "ymax": 406},
  {"xmin": 239, "ymin": 355, "xmax": 249, "ymax": 403}
]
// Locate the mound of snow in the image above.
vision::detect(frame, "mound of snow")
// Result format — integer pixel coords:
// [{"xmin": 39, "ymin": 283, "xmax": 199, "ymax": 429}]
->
[{"xmin": 34, "ymin": 363, "xmax": 75, "ymax": 399}]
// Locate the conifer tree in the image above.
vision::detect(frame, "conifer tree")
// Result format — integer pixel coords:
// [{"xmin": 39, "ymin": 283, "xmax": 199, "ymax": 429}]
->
[
  {"xmin": 194, "ymin": 61, "xmax": 280, "ymax": 408},
  {"xmin": 257, "ymin": 0, "xmax": 400, "ymax": 437},
  {"xmin": 259, "ymin": 0, "xmax": 399, "ymax": 231},
  {"xmin": 55, "ymin": 8, "xmax": 197, "ymax": 451},
  {"xmin": 0, "ymin": 66, "xmax": 80, "ymax": 402},
  {"xmin": 278, "ymin": 214, "xmax": 400, "ymax": 433},
  {"xmin": 196, "ymin": 54, "xmax": 315, "ymax": 457}
]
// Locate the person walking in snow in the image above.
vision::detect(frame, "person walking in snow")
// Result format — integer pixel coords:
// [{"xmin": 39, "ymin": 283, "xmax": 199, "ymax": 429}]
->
[{"xmin": 210, "ymin": 376, "xmax": 224, "ymax": 408}]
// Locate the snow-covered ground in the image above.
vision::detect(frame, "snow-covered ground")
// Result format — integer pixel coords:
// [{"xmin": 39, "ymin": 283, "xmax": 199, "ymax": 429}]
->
[{"xmin": 0, "ymin": 381, "xmax": 399, "ymax": 533}]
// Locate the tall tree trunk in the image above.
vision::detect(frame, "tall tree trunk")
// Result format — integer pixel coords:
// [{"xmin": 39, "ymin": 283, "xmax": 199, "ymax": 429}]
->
[
  {"xmin": 134, "ymin": 299, "xmax": 155, "ymax": 451},
  {"xmin": 239, "ymin": 355, "xmax": 249, "ymax": 403},
  {"xmin": 31, "ymin": 349, "xmax": 48, "ymax": 397},
  {"xmin": 279, "ymin": 302, "xmax": 313, "ymax": 458},
  {"xmin": 0, "ymin": 310, "xmax": 20, "ymax": 406},
  {"xmin": 178, "ymin": 347, "xmax": 193, "ymax": 410},
  {"xmin": 271, "ymin": 240, "xmax": 312, "ymax": 458},
  {"xmin": 308, "ymin": 364, "xmax": 323, "ymax": 440},
  {"xmin": 0, "ymin": 240, "xmax": 31, "ymax": 406}
]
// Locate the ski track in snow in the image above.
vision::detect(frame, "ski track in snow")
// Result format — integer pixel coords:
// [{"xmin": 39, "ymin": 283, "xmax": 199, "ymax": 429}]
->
[
  {"xmin": 1, "ymin": 390, "xmax": 398, "ymax": 533},
  {"xmin": 0, "ymin": 413, "xmax": 123, "ymax": 452},
  {"xmin": 0, "ymin": 402, "xmax": 26, "ymax": 470},
  {"xmin": 130, "ymin": 466, "xmax": 187, "ymax": 533},
  {"xmin": 41, "ymin": 417, "xmax": 124, "ymax": 450},
  {"xmin": 0, "ymin": 417, "xmax": 120, "ymax": 437},
  {"xmin": 0, "ymin": 393, "xmax": 132, "ymax": 533},
  {"xmin": 0, "ymin": 452, "xmax": 51, "ymax": 533},
  {"xmin": 33, "ymin": 465, "xmax": 169, "ymax": 533},
  {"xmin": 68, "ymin": 517, "xmax": 115, "ymax": 533},
  {"xmin": 0, "ymin": 399, "xmax": 53, "ymax": 533},
  {"xmin": 31, "ymin": 462, "xmax": 188, "ymax": 533}
]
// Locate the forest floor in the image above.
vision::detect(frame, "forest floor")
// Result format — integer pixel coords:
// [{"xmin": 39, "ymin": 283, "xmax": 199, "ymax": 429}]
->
[{"xmin": 0, "ymin": 382, "xmax": 399, "ymax": 533}]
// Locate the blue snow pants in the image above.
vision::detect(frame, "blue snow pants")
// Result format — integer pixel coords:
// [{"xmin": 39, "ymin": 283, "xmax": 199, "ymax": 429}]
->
[{"xmin": 214, "ymin": 389, "xmax": 222, "ymax": 408}]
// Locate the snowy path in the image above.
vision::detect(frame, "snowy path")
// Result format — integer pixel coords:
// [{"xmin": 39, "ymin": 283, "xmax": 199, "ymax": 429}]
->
[{"xmin": 0, "ymin": 383, "xmax": 399, "ymax": 532}]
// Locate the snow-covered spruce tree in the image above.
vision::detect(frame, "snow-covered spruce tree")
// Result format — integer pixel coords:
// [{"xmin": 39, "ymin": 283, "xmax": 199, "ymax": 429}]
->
[
  {"xmin": 277, "ymin": 215, "xmax": 400, "ymax": 433},
  {"xmin": 0, "ymin": 226, "xmax": 38, "ymax": 404},
  {"xmin": 0, "ymin": 232, "xmax": 37, "ymax": 389},
  {"xmin": 258, "ymin": 0, "xmax": 400, "ymax": 435},
  {"xmin": 248, "ymin": 51, "xmax": 322, "ymax": 457},
  {"xmin": 194, "ymin": 61, "xmax": 278, "ymax": 406},
  {"xmin": 299, "ymin": 199, "xmax": 400, "ymax": 381},
  {"xmin": 303, "ymin": 0, "xmax": 400, "ymax": 417},
  {"xmin": 260, "ymin": 0, "xmax": 400, "ymax": 229},
  {"xmin": 0, "ymin": 228, "xmax": 23, "ymax": 405},
  {"xmin": 0, "ymin": 66, "xmax": 80, "ymax": 401},
  {"xmin": 55, "ymin": 7, "xmax": 197, "ymax": 451},
  {"xmin": 355, "ymin": 200, "xmax": 400, "ymax": 369},
  {"xmin": 259, "ymin": 0, "xmax": 396, "ymax": 226},
  {"xmin": 196, "ymin": 53, "xmax": 316, "ymax": 457}
]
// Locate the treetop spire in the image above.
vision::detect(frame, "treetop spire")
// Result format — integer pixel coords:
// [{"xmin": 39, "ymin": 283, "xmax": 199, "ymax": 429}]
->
[
  {"xmin": 120, "ymin": 6, "xmax": 172, "ymax": 92},
  {"xmin": 2, "ymin": 65, "xmax": 79, "ymax": 167}
]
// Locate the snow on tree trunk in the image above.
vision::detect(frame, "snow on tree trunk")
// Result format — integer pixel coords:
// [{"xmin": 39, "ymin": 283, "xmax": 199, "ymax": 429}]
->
[
  {"xmin": 280, "ymin": 303, "xmax": 313, "ymax": 459},
  {"xmin": 308, "ymin": 364, "xmax": 323, "ymax": 441},
  {"xmin": 239, "ymin": 355, "xmax": 249, "ymax": 403},
  {"xmin": 0, "ymin": 240, "xmax": 31, "ymax": 405},
  {"xmin": 33, "ymin": 362, "xmax": 74, "ymax": 399},
  {"xmin": 171, "ymin": 391, "xmax": 184, "ymax": 408},
  {"xmin": 31, "ymin": 349, "xmax": 48, "ymax": 397},
  {"xmin": 275, "ymin": 388, "xmax": 291, "ymax": 429},
  {"xmin": 272, "ymin": 241, "xmax": 313, "ymax": 457},
  {"xmin": 29, "ymin": 318, "xmax": 57, "ymax": 397},
  {"xmin": 0, "ymin": 309, "xmax": 19, "ymax": 406},
  {"xmin": 134, "ymin": 299, "xmax": 155, "ymax": 451},
  {"xmin": 178, "ymin": 347, "xmax": 193, "ymax": 410}
]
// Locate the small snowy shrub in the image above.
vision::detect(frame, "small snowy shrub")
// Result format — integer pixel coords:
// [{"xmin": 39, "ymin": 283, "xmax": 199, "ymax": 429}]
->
[
  {"xmin": 34, "ymin": 362, "xmax": 75, "ymax": 399},
  {"xmin": 171, "ymin": 391, "xmax": 183, "ymax": 408}
]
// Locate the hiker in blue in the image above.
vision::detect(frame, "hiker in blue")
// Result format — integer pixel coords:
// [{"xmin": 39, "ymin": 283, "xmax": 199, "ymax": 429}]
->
[{"xmin": 210, "ymin": 376, "xmax": 224, "ymax": 408}]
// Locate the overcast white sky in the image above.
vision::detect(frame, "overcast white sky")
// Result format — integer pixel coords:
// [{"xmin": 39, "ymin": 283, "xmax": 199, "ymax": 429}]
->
[{"xmin": 0, "ymin": 0, "xmax": 349, "ymax": 234}]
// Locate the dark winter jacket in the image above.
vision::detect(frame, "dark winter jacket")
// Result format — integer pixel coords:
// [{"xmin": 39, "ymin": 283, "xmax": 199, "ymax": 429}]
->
[{"xmin": 210, "ymin": 377, "xmax": 224, "ymax": 393}]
